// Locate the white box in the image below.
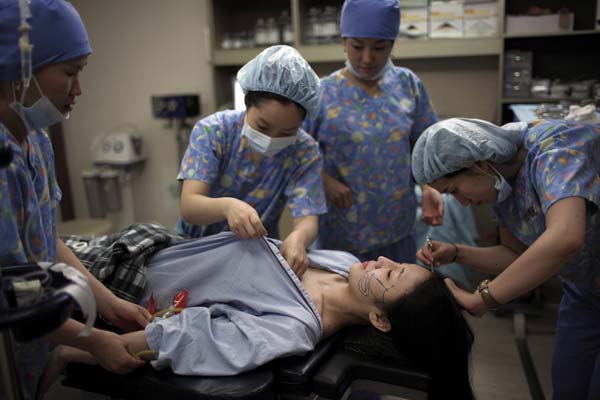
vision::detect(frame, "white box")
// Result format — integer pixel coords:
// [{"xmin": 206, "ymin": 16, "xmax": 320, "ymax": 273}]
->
[
  {"xmin": 464, "ymin": 2, "xmax": 497, "ymax": 19},
  {"xmin": 400, "ymin": 7, "xmax": 429, "ymax": 37},
  {"xmin": 465, "ymin": 17, "xmax": 497, "ymax": 36},
  {"xmin": 430, "ymin": 1, "xmax": 464, "ymax": 20},
  {"xmin": 430, "ymin": 18, "xmax": 464, "ymax": 37},
  {"xmin": 505, "ymin": 14, "xmax": 573, "ymax": 35}
]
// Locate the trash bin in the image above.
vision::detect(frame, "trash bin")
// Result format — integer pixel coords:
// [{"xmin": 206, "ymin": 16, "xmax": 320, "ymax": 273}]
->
[
  {"xmin": 99, "ymin": 169, "xmax": 122, "ymax": 213},
  {"xmin": 81, "ymin": 169, "xmax": 106, "ymax": 218}
]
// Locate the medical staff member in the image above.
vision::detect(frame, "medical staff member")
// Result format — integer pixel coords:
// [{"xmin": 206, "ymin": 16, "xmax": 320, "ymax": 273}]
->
[
  {"xmin": 304, "ymin": 0, "xmax": 443, "ymax": 262},
  {"xmin": 0, "ymin": 1, "xmax": 150, "ymax": 397},
  {"xmin": 176, "ymin": 45, "xmax": 326, "ymax": 277},
  {"xmin": 413, "ymin": 118, "xmax": 600, "ymax": 399}
]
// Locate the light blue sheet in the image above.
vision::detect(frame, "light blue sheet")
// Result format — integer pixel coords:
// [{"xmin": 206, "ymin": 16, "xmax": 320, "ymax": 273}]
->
[{"xmin": 141, "ymin": 232, "xmax": 359, "ymax": 376}]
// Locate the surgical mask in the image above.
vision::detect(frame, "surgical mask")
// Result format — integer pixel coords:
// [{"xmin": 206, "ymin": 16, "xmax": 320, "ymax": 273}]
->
[
  {"xmin": 476, "ymin": 164, "xmax": 512, "ymax": 203},
  {"xmin": 241, "ymin": 121, "xmax": 297, "ymax": 157},
  {"xmin": 9, "ymin": 78, "xmax": 65, "ymax": 132},
  {"xmin": 345, "ymin": 58, "xmax": 393, "ymax": 81}
]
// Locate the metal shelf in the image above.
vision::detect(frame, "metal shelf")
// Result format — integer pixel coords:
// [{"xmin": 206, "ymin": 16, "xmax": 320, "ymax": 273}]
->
[
  {"xmin": 503, "ymin": 29, "xmax": 600, "ymax": 39},
  {"xmin": 501, "ymin": 97, "xmax": 574, "ymax": 104},
  {"xmin": 213, "ymin": 37, "xmax": 502, "ymax": 66}
]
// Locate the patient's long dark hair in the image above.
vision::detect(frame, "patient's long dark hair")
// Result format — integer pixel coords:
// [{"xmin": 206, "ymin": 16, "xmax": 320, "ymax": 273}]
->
[{"xmin": 385, "ymin": 273, "xmax": 474, "ymax": 400}]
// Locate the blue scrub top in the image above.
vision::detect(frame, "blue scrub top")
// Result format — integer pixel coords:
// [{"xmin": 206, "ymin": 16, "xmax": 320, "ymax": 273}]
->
[
  {"xmin": 175, "ymin": 110, "xmax": 326, "ymax": 238},
  {"xmin": 0, "ymin": 123, "xmax": 61, "ymax": 265},
  {"xmin": 493, "ymin": 120, "xmax": 600, "ymax": 291},
  {"xmin": 305, "ymin": 66, "xmax": 438, "ymax": 253}
]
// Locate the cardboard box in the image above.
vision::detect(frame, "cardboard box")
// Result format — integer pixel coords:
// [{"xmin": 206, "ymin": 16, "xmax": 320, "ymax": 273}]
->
[
  {"xmin": 505, "ymin": 13, "xmax": 573, "ymax": 35},
  {"xmin": 400, "ymin": 7, "xmax": 429, "ymax": 37},
  {"xmin": 402, "ymin": 0, "xmax": 429, "ymax": 7},
  {"xmin": 464, "ymin": 17, "xmax": 497, "ymax": 37},
  {"xmin": 430, "ymin": 18, "xmax": 464, "ymax": 37},
  {"xmin": 430, "ymin": 1, "xmax": 464, "ymax": 20},
  {"xmin": 464, "ymin": 2, "xmax": 497, "ymax": 19}
]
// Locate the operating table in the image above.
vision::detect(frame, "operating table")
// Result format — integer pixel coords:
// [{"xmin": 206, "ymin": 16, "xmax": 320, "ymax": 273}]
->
[{"xmin": 61, "ymin": 326, "xmax": 431, "ymax": 399}]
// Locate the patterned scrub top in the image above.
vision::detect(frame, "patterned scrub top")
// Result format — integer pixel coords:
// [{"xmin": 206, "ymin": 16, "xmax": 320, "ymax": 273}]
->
[
  {"xmin": 0, "ymin": 123, "xmax": 61, "ymax": 399},
  {"xmin": 176, "ymin": 110, "xmax": 326, "ymax": 239},
  {"xmin": 493, "ymin": 120, "xmax": 600, "ymax": 291},
  {"xmin": 304, "ymin": 66, "xmax": 438, "ymax": 253},
  {"xmin": 0, "ymin": 123, "xmax": 60, "ymax": 265}
]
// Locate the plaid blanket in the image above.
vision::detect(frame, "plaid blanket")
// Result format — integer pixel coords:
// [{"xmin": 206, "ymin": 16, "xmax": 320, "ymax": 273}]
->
[{"xmin": 62, "ymin": 223, "xmax": 185, "ymax": 302}]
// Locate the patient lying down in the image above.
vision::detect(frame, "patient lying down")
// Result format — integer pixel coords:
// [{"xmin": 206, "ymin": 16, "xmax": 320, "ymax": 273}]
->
[{"xmin": 46, "ymin": 232, "xmax": 474, "ymax": 399}]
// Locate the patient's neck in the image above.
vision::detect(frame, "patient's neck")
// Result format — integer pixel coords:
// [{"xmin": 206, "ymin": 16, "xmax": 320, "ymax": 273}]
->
[{"xmin": 302, "ymin": 268, "xmax": 370, "ymax": 338}]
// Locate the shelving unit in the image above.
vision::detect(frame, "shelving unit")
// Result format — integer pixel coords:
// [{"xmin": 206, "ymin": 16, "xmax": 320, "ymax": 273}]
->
[{"xmin": 207, "ymin": 0, "xmax": 600, "ymax": 124}]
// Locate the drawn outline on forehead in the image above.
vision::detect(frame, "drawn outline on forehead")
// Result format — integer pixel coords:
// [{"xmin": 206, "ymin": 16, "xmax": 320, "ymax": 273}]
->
[{"xmin": 357, "ymin": 271, "xmax": 396, "ymax": 304}]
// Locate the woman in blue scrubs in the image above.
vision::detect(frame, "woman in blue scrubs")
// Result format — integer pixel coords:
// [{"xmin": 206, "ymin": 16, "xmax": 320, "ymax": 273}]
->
[
  {"xmin": 304, "ymin": 0, "xmax": 444, "ymax": 262},
  {"xmin": 413, "ymin": 117, "xmax": 600, "ymax": 399},
  {"xmin": 0, "ymin": 1, "xmax": 151, "ymax": 397},
  {"xmin": 176, "ymin": 45, "xmax": 326, "ymax": 277}
]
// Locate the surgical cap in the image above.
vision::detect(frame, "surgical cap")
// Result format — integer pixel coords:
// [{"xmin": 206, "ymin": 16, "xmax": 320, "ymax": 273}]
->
[
  {"xmin": 237, "ymin": 45, "xmax": 323, "ymax": 120},
  {"xmin": 0, "ymin": 0, "xmax": 91, "ymax": 80},
  {"xmin": 340, "ymin": 0, "xmax": 400, "ymax": 40},
  {"xmin": 411, "ymin": 118, "xmax": 527, "ymax": 185}
]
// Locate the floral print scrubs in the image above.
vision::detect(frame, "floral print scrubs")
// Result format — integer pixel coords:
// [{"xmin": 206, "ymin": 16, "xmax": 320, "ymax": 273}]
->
[
  {"xmin": 493, "ymin": 120, "xmax": 600, "ymax": 291},
  {"xmin": 0, "ymin": 124, "xmax": 60, "ymax": 265},
  {"xmin": 305, "ymin": 67, "xmax": 437, "ymax": 253},
  {"xmin": 0, "ymin": 123, "xmax": 61, "ymax": 399},
  {"xmin": 176, "ymin": 110, "xmax": 326, "ymax": 239}
]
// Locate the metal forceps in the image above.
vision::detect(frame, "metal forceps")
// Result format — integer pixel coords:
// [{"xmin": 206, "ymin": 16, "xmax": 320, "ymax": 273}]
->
[{"xmin": 426, "ymin": 235, "xmax": 434, "ymax": 272}]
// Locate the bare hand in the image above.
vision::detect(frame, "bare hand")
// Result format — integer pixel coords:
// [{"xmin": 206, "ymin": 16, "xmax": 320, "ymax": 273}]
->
[
  {"xmin": 100, "ymin": 297, "xmax": 152, "ymax": 332},
  {"xmin": 225, "ymin": 199, "xmax": 268, "ymax": 239},
  {"xmin": 280, "ymin": 238, "xmax": 309, "ymax": 278},
  {"xmin": 323, "ymin": 175, "xmax": 354, "ymax": 209},
  {"xmin": 421, "ymin": 186, "xmax": 444, "ymax": 226},
  {"xmin": 444, "ymin": 278, "xmax": 487, "ymax": 317},
  {"xmin": 89, "ymin": 331, "xmax": 145, "ymax": 374},
  {"xmin": 416, "ymin": 240, "xmax": 457, "ymax": 267}
]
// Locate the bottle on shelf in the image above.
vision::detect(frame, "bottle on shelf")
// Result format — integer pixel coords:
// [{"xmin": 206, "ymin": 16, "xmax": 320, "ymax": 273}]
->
[
  {"xmin": 266, "ymin": 17, "xmax": 279, "ymax": 44},
  {"xmin": 305, "ymin": 7, "xmax": 322, "ymax": 45},
  {"xmin": 280, "ymin": 10, "xmax": 294, "ymax": 45},
  {"xmin": 322, "ymin": 6, "xmax": 339, "ymax": 44},
  {"xmin": 254, "ymin": 18, "xmax": 267, "ymax": 47}
]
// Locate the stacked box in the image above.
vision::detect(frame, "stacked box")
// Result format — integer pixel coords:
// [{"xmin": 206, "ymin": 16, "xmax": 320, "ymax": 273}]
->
[
  {"xmin": 400, "ymin": 7, "xmax": 429, "ymax": 37},
  {"xmin": 464, "ymin": 2, "xmax": 497, "ymax": 37},
  {"xmin": 429, "ymin": 1, "xmax": 464, "ymax": 38}
]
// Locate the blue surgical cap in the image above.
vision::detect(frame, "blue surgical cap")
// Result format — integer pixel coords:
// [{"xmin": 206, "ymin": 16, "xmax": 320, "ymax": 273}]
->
[
  {"xmin": 237, "ymin": 45, "xmax": 323, "ymax": 120},
  {"xmin": 0, "ymin": 0, "xmax": 91, "ymax": 80},
  {"xmin": 340, "ymin": 0, "xmax": 400, "ymax": 40},
  {"xmin": 411, "ymin": 118, "xmax": 527, "ymax": 185}
]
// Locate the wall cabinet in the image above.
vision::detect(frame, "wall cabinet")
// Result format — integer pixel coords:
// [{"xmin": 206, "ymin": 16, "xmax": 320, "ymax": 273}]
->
[{"xmin": 207, "ymin": 0, "xmax": 600, "ymax": 124}]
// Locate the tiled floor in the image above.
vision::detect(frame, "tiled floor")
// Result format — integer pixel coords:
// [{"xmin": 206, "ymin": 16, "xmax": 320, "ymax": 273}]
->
[{"xmin": 44, "ymin": 309, "xmax": 557, "ymax": 400}]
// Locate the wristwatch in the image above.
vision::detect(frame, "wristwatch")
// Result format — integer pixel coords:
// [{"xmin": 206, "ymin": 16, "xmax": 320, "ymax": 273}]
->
[{"xmin": 477, "ymin": 279, "xmax": 501, "ymax": 311}]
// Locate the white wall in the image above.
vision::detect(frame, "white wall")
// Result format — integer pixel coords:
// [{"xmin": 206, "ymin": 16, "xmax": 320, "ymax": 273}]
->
[{"xmin": 64, "ymin": 0, "xmax": 214, "ymax": 229}]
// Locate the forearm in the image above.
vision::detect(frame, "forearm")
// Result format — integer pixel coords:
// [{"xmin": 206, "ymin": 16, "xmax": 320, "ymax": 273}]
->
[
  {"xmin": 56, "ymin": 238, "xmax": 115, "ymax": 311},
  {"xmin": 489, "ymin": 229, "xmax": 580, "ymax": 304},
  {"xmin": 454, "ymin": 243, "xmax": 520, "ymax": 275},
  {"xmin": 287, "ymin": 215, "xmax": 318, "ymax": 247},
  {"xmin": 180, "ymin": 194, "xmax": 233, "ymax": 226},
  {"xmin": 45, "ymin": 318, "xmax": 108, "ymax": 352}
]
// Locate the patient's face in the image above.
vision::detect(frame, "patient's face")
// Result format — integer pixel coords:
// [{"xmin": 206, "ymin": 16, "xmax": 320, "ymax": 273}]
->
[{"xmin": 348, "ymin": 257, "xmax": 431, "ymax": 306}]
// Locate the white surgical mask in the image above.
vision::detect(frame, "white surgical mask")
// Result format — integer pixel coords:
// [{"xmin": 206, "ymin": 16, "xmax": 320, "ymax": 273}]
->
[
  {"xmin": 9, "ymin": 78, "xmax": 65, "ymax": 132},
  {"xmin": 345, "ymin": 58, "xmax": 393, "ymax": 81},
  {"xmin": 476, "ymin": 164, "xmax": 512, "ymax": 203},
  {"xmin": 242, "ymin": 121, "xmax": 297, "ymax": 157}
]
